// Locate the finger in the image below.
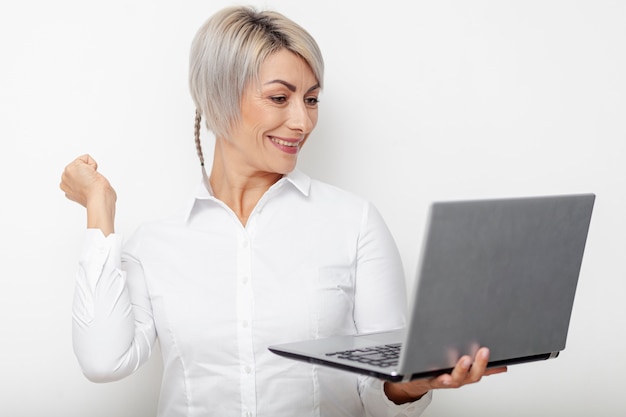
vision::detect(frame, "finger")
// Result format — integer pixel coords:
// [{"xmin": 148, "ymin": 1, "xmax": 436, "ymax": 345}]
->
[
  {"xmin": 429, "ymin": 349, "xmax": 507, "ymax": 390},
  {"xmin": 74, "ymin": 154, "xmax": 98, "ymax": 170},
  {"xmin": 60, "ymin": 169, "xmax": 71, "ymax": 193},
  {"xmin": 60, "ymin": 156, "xmax": 97, "ymax": 205},
  {"xmin": 439, "ymin": 355, "xmax": 472, "ymax": 387},
  {"xmin": 84, "ymin": 154, "xmax": 98, "ymax": 170},
  {"xmin": 466, "ymin": 347, "xmax": 490, "ymax": 383}
]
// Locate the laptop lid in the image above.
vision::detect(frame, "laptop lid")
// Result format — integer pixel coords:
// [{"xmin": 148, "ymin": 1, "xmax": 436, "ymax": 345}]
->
[
  {"xmin": 398, "ymin": 193, "xmax": 595, "ymax": 379},
  {"xmin": 269, "ymin": 193, "xmax": 595, "ymax": 382}
]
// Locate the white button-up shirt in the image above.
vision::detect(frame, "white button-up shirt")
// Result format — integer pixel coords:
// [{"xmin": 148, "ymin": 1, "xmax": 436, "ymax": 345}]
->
[{"xmin": 72, "ymin": 169, "xmax": 432, "ymax": 417}]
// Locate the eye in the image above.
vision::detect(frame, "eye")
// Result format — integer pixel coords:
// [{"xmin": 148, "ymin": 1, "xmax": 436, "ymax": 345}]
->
[
  {"xmin": 305, "ymin": 97, "xmax": 320, "ymax": 107},
  {"xmin": 270, "ymin": 95, "xmax": 287, "ymax": 104}
]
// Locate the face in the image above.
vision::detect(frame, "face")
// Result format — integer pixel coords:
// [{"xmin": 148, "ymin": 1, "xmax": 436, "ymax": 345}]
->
[{"xmin": 223, "ymin": 48, "xmax": 320, "ymax": 176}]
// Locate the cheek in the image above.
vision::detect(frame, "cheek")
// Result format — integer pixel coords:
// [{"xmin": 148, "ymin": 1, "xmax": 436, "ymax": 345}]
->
[
  {"xmin": 309, "ymin": 110, "xmax": 319, "ymax": 129},
  {"xmin": 255, "ymin": 109, "xmax": 286, "ymax": 132}
]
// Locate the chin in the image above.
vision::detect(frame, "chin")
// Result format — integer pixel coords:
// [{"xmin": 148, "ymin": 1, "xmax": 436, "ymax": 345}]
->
[
  {"xmin": 276, "ymin": 166, "xmax": 296, "ymax": 176},
  {"xmin": 274, "ymin": 159, "xmax": 298, "ymax": 175}
]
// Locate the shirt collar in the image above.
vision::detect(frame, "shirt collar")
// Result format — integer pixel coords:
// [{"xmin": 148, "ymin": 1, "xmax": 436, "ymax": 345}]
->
[{"xmin": 183, "ymin": 168, "xmax": 311, "ymax": 223}]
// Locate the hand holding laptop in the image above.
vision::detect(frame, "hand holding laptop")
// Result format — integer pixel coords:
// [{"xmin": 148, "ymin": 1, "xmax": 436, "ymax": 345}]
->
[{"xmin": 384, "ymin": 347, "xmax": 508, "ymax": 404}]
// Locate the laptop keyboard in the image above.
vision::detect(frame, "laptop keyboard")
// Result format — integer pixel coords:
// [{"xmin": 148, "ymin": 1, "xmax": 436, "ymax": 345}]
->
[{"xmin": 325, "ymin": 343, "xmax": 401, "ymax": 368}]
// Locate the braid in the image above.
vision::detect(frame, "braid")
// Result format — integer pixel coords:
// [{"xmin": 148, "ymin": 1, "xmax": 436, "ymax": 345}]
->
[{"xmin": 194, "ymin": 109, "xmax": 205, "ymax": 167}]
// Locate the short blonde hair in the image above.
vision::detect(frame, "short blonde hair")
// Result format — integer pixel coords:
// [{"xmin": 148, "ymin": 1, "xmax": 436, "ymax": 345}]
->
[{"xmin": 189, "ymin": 6, "xmax": 324, "ymax": 140}]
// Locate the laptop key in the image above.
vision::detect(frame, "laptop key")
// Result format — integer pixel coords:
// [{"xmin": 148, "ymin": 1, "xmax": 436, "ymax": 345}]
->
[{"xmin": 326, "ymin": 344, "xmax": 401, "ymax": 367}]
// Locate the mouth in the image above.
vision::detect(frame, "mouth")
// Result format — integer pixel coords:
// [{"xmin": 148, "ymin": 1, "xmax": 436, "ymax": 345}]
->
[{"xmin": 269, "ymin": 136, "xmax": 302, "ymax": 154}]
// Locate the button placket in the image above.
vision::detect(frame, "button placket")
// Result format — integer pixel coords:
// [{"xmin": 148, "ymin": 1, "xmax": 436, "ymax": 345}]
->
[{"xmin": 236, "ymin": 231, "xmax": 256, "ymax": 414}]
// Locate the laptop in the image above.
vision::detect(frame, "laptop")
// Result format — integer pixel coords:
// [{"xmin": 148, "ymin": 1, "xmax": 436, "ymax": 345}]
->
[{"xmin": 269, "ymin": 193, "xmax": 595, "ymax": 382}]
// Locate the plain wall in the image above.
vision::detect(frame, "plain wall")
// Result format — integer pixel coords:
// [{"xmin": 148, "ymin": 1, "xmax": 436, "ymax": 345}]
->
[{"xmin": 1, "ymin": 0, "xmax": 624, "ymax": 416}]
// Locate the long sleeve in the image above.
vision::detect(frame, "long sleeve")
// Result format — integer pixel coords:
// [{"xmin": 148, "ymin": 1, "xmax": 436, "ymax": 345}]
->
[
  {"xmin": 354, "ymin": 202, "xmax": 432, "ymax": 417},
  {"xmin": 353, "ymin": 202, "xmax": 407, "ymax": 334},
  {"xmin": 72, "ymin": 229, "xmax": 156, "ymax": 382}
]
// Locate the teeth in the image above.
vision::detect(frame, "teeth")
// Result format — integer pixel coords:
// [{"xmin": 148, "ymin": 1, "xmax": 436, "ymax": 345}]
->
[{"xmin": 271, "ymin": 137, "xmax": 298, "ymax": 147}]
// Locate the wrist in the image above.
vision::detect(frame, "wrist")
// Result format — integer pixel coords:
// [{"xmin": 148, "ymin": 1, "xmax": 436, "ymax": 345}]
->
[
  {"xmin": 85, "ymin": 189, "xmax": 117, "ymax": 236},
  {"xmin": 384, "ymin": 381, "xmax": 429, "ymax": 405}
]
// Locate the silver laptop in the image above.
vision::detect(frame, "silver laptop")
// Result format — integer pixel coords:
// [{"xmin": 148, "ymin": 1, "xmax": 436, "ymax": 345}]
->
[{"xmin": 269, "ymin": 193, "xmax": 595, "ymax": 382}]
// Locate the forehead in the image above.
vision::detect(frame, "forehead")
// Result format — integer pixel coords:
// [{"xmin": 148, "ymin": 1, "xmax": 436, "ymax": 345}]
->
[{"xmin": 257, "ymin": 49, "xmax": 318, "ymax": 86}]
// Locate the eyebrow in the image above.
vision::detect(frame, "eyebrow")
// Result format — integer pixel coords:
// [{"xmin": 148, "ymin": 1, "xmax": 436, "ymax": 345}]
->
[{"xmin": 264, "ymin": 79, "xmax": 320, "ymax": 93}]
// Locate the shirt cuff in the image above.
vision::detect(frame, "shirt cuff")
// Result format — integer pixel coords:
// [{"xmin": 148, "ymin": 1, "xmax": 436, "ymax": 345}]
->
[
  {"xmin": 81, "ymin": 228, "xmax": 121, "ymax": 259},
  {"xmin": 360, "ymin": 377, "xmax": 432, "ymax": 417},
  {"xmin": 79, "ymin": 229, "xmax": 123, "ymax": 291}
]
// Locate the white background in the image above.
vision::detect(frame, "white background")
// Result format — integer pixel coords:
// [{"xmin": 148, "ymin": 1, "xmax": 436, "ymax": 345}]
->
[{"xmin": 1, "ymin": 0, "xmax": 624, "ymax": 416}]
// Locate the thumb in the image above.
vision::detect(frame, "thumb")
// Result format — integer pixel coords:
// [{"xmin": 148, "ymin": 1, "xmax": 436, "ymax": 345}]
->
[{"xmin": 77, "ymin": 154, "xmax": 98, "ymax": 171}]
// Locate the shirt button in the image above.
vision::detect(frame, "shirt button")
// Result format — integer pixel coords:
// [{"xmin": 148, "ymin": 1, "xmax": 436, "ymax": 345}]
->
[
  {"xmin": 245, "ymin": 366, "xmax": 252, "ymax": 374},
  {"xmin": 242, "ymin": 320, "xmax": 249, "ymax": 328},
  {"xmin": 241, "ymin": 276, "xmax": 248, "ymax": 285},
  {"xmin": 242, "ymin": 240, "xmax": 249, "ymax": 248}
]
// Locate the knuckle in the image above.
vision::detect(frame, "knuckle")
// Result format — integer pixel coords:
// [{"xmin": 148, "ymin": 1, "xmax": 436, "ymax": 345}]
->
[{"xmin": 468, "ymin": 374, "xmax": 483, "ymax": 384}]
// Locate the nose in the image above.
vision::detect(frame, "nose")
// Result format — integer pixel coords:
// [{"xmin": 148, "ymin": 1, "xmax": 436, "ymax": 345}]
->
[{"xmin": 287, "ymin": 100, "xmax": 316, "ymax": 133}]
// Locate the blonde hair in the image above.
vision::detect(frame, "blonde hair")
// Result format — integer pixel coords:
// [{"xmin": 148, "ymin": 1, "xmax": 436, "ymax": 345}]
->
[{"xmin": 189, "ymin": 6, "xmax": 324, "ymax": 164}]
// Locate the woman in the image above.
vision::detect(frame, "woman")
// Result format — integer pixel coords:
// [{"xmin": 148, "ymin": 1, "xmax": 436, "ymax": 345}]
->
[{"xmin": 60, "ymin": 6, "xmax": 504, "ymax": 417}]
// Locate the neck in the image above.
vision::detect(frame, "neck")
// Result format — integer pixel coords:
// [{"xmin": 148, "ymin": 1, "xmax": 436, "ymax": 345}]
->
[{"xmin": 209, "ymin": 140, "xmax": 282, "ymax": 226}]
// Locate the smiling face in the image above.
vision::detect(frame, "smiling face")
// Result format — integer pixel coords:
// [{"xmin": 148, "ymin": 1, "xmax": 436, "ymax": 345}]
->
[{"xmin": 221, "ymin": 48, "xmax": 320, "ymax": 176}]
